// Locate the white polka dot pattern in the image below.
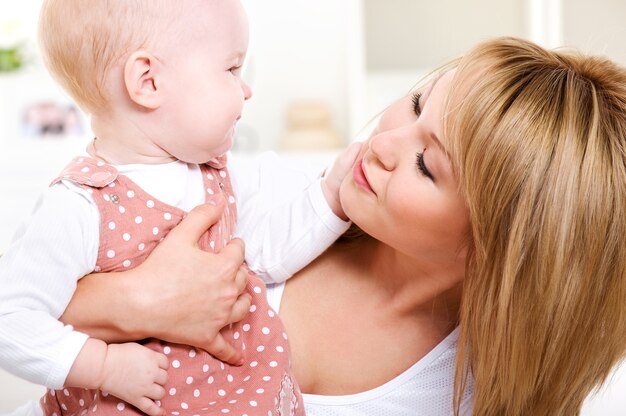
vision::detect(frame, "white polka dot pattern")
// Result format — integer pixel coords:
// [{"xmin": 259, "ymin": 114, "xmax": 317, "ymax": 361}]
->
[{"xmin": 41, "ymin": 156, "xmax": 303, "ymax": 416}]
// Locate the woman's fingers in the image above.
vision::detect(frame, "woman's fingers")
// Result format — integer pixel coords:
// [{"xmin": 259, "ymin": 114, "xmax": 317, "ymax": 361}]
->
[
  {"xmin": 228, "ymin": 293, "xmax": 252, "ymax": 324},
  {"xmin": 218, "ymin": 237, "xmax": 245, "ymax": 265},
  {"xmin": 168, "ymin": 199, "xmax": 226, "ymax": 245},
  {"xmin": 203, "ymin": 333, "xmax": 244, "ymax": 366},
  {"xmin": 234, "ymin": 265, "xmax": 249, "ymax": 293}
]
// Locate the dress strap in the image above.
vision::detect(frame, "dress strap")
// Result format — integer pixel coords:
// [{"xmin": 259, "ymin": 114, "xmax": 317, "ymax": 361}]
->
[{"xmin": 50, "ymin": 156, "xmax": 118, "ymax": 188}]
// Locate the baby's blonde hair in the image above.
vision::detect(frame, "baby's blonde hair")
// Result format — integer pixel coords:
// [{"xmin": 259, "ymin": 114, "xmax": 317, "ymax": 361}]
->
[
  {"xmin": 38, "ymin": 0, "xmax": 185, "ymax": 114},
  {"xmin": 447, "ymin": 37, "xmax": 626, "ymax": 415}
]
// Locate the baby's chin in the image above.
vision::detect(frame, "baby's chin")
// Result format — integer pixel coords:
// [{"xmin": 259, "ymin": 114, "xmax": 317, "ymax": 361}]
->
[
  {"xmin": 211, "ymin": 134, "xmax": 235, "ymax": 157},
  {"xmin": 179, "ymin": 147, "xmax": 233, "ymax": 165}
]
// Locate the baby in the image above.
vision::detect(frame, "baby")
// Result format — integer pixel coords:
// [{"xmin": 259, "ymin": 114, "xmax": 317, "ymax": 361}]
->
[{"xmin": 0, "ymin": 1, "xmax": 356, "ymax": 415}]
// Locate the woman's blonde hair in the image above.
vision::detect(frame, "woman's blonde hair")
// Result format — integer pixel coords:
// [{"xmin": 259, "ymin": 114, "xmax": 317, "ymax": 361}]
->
[
  {"xmin": 447, "ymin": 37, "xmax": 626, "ymax": 415},
  {"xmin": 38, "ymin": 0, "xmax": 184, "ymax": 114}
]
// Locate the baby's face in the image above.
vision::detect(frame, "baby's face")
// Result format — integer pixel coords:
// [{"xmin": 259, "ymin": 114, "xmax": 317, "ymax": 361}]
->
[{"xmin": 156, "ymin": 0, "xmax": 252, "ymax": 164}]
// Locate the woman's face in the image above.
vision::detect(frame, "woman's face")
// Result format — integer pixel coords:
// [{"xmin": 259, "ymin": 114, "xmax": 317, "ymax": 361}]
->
[{"xmin": 340, "ymin": 70, "xmax": 470, "ymax": 263}]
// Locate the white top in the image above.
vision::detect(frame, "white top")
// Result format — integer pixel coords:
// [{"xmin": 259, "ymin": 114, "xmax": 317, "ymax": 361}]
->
[
  {"xmin": 0, "ymin": 151, "xmax": 350, "ymax": 389},
  {"xmin": 266, "ymin": 284, "xmax": 475, "ymax": 416}
]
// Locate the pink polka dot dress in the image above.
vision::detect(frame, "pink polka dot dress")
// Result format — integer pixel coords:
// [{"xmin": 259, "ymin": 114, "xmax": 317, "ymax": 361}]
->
[{"xmin": 40, "ymin": 156, "xmax": 304, "ymax": 416}]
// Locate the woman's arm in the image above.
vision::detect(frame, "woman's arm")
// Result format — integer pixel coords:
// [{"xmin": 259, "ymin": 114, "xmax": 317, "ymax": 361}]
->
[{"xmin": 61, "ymin": 200, "xmax": 251, "ymax": 364}]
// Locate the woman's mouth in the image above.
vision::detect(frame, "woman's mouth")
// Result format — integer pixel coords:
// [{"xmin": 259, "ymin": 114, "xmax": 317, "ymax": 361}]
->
[{"xmin": 352, "ymin": 159, "xmax": 374, "ymax": 194}]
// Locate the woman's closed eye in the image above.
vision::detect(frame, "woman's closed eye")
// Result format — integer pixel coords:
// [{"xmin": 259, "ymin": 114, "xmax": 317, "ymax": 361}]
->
[
  {"xmin": 411, "ymin": 92, "xmax": 422, "ymax": 117},
  {"xmin": 416, "ymin": 150, "xmax": 434, "ymax": 180}
]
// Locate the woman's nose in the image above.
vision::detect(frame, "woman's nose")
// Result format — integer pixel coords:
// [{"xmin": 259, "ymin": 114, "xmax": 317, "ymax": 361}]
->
[
  {"xmin": 368, "ymin": 129, "xmax": 400, "ymax": 171},
  {"xmin": 241, "ymin": 80, "xmax": 253, "ymax": 100}
]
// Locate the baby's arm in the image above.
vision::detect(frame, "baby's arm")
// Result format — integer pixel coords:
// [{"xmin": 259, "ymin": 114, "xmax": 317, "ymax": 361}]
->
[
  {"xmin": 66, "ymin": 338, "xmax": 168, "ymax": 416},
  {"xmin": 231, "ymin": 143, "xmax": 361, "ymax": 283},
  {"xmin": 0, "ymin": 185, "xmax": 167, "ymax": 415},
  {"xmin": 0, "ymin": 186, "xmax": 96, "ymax": 388}
]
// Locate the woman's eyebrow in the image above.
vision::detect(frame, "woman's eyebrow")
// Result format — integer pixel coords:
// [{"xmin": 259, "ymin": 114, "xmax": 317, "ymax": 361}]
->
[{"xmin": 430, "ymin": 132, "xmax": 448, "ymax": 158}]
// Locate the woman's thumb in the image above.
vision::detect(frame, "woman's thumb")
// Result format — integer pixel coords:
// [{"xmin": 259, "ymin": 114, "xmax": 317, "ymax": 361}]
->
[{"xmin": 169, "ymin": 197, "xmax": 226, "ymax": 243}]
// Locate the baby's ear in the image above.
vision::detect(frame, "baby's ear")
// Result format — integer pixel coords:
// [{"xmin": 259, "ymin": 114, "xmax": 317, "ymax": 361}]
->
[{"xmin": 124, "ymin": 51, "xmax": 162, "ymax": 109}]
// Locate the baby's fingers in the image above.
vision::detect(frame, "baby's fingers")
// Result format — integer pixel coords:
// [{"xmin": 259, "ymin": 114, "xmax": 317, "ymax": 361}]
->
[
  {"xmin": 155, "ymin": 367, "xmax": 169, "ymax": 386},
  {"xmin": 156, "ymin": 352, "xmax": 169, "ymax": 370},
  {"xmin": 148, "ymin": 383, "xmax": 166, "ymax": 400},
  {"xmin": 335, "ymin": 141, "xmax": 362, "ymax": 175},
  {"xmin": 134, "ymin": 397, "xmax": 165, "ymax": 416}
]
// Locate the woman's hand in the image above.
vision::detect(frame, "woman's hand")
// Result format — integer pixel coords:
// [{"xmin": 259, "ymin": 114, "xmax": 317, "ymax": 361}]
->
[{"xmin": 62, "ymin": 198, "xmax": 251, "ymax": 365}]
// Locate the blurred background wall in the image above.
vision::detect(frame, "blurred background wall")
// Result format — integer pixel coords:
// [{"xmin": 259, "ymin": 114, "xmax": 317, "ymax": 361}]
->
[{"xmin": 1, "ymin": 1, "xmax": 626, "ymax": 414}]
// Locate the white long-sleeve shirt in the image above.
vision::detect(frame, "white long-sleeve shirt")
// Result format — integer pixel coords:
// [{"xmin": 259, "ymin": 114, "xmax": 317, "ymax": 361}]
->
[{"xmin": 0, "ymin": 151, "xmax": 349, "ymax": 389}]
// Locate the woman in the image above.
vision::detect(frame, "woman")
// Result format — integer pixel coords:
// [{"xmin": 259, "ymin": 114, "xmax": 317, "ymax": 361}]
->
[{"xmin": 61, "ymin": 37, "xmax": 626, "ymax": 415}]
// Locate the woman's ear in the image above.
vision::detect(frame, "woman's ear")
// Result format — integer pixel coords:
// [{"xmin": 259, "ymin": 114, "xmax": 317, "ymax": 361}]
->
[{"xmin": 124, "ymin": 51, "xmax": 163, "ymax": 109}]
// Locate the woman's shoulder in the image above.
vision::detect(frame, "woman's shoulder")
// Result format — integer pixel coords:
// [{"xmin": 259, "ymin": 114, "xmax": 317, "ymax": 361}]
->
[{"xmin": 301, "ymin": 327, "xmax": 473, "ymax": 415}]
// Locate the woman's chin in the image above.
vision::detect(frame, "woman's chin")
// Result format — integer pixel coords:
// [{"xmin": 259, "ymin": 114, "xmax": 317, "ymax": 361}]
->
[{"xmin": 340, "ymin": 195, "xmax": 366, "ymax": 232}]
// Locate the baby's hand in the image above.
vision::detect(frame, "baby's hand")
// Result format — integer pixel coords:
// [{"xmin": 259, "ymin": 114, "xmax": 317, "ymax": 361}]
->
[
  {"xmin": 321, "ymin": 142, "xmax": 362, "ymax": 220},
  {"xmin": 100, "ymin": 343, "xmax": 169, "ymax": 416}
]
